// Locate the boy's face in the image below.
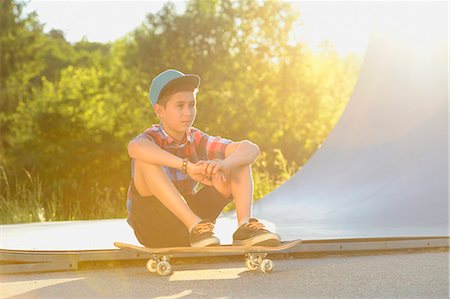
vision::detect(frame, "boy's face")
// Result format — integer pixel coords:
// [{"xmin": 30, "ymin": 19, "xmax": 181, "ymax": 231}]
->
[{"xmin": 155, "ymin": 90, "xmax": 197, "ymax": 134}]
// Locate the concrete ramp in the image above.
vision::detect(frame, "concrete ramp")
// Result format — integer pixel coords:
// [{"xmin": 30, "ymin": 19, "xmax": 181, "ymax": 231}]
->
[{"xmin": 250, "ymin": 2, "xmax": 448, "ymax": 240}]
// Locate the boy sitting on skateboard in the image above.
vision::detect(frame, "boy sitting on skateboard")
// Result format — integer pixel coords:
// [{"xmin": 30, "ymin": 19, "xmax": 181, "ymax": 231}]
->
[{"xmin": 126, "ymin": 69, "xmax": 281, "ymax": 248}]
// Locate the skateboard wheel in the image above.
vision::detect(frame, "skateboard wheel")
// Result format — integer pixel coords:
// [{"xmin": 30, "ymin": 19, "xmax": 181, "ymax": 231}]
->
[
  {"xmin": 156, "ymin": 260, "xmax": 172, "ymax": 276},
  {"xmin": 146, "ymin": 259, "xmax": 157, "ymax": 273},
  {"xmin": 260, "ymin": 259, "xmax": 273, "ymax": 273},
  {"xmin": 245, "ymin": 258, "xmax": 258, "ymax": 271}
]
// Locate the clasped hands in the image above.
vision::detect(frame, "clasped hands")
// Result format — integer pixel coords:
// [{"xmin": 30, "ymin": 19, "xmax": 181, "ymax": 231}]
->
[{"xmin": 186, "ymin": 159, "xmax": 230, "ymax": 186}]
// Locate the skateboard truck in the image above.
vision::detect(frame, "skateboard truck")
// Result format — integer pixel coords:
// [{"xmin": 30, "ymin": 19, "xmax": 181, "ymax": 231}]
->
[
  {"xmin": 245, "ymin": 253, "xmax": 274, "ymax": 273},
  {"xmin": 146, "ymin": 254, "xmax": 173, "ymax": 276}
]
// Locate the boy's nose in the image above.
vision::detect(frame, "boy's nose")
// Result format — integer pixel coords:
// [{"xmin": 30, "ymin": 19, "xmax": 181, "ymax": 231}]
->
[{"xmin": 184, "ymin": 108, "xmax": 194, "ymax": 116}]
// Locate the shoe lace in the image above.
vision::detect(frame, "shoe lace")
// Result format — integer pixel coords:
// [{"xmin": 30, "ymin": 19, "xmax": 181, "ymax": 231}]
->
[
  {"xmin": 245, "ymin": 221, "xmax": 267, "ymax": 231},
  {"xmin": 193, "ymin": 222, "xmax": 214, "ymax": 234}
]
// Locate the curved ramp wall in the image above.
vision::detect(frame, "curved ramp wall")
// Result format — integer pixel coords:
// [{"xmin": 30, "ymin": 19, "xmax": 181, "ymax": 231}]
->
[{"xmin": 250, "ymin": 2, "xmax": 448, "ymax": 240}]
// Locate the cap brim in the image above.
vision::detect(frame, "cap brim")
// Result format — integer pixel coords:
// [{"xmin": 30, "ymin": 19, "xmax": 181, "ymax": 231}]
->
[{"xmin": 158, "ymin": 75, "xmax": 200, "ymax": 101}]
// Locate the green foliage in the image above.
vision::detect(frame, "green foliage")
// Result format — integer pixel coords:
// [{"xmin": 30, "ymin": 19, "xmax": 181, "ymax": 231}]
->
[
  {"xmin": 0, "ymin": 0, "xmax": 362, "ymax": 223},
  {"xmin": 0, "ymin": 0, "xmax": 44, "ymax": 161},
  {"xmin": 7, "ymin": 65, "xmax": 136, "ymax": 217}
]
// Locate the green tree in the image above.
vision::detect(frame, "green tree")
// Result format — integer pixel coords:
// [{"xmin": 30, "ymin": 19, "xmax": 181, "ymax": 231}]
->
[
  {"xmin": 0, "ymin": 0, "xmax": 45, "ymax": 161},
  {"xmin": 8, "ymin": 65, "xmax": 132, "ymax": 218}
]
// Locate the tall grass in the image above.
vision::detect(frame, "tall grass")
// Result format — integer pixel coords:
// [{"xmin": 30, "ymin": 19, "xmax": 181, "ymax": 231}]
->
[
  {"xmin": 0, "ymin": 149, "xmax": 297, "ymax": 224},
  {"xmin": 0, "ymin": 166, "xmax": 46, "ymax": 223},
  {"xmin": 0, "ymin": 165, "xmax": 129, "ymax": 224}
]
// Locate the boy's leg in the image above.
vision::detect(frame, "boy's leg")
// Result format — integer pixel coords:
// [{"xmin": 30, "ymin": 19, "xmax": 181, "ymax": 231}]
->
[
  {"xmin": 230, "ymin": 164, "xmax": 253, "ymax": 225},
  {"xmin": 212, "ymin": 163, "xmax": 281, "ymax": 246},
  {"xmin": 133, "ymin": 159, "xmax": 201, "ymax": 231},
  {"xmin": 212, "ymin": 164, "xmax": 253, "ymax": 225}
]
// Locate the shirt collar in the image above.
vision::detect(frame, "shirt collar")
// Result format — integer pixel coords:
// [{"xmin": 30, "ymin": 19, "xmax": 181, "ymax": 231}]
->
[{"xmin": 159, "ymin": 122, "xmax": 194, "ymax": 146}]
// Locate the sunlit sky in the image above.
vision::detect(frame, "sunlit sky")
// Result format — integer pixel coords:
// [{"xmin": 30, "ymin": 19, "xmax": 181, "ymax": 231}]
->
[{"xmin": 23, "ymin": 0, "xmax": 372, "ymax": 56}]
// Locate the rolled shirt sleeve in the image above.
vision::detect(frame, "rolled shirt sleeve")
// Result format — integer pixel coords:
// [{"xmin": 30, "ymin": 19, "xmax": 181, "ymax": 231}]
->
[{"xmin": 193, "ymin": 128, "xmax": 233, "ymax": 161}]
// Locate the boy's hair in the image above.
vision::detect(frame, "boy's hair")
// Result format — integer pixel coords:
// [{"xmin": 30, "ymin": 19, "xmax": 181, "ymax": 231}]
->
[{"xmin": 157, "ymin": 83, "xmax": 198, "ymax": 108}]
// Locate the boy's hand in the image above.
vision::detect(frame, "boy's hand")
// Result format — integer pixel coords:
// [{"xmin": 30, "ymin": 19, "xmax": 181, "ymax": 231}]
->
[
  {"xmin": 196, "ymin": 159, "xmax": 230, "ymax": 184},
  {"xmin": 186, "ymin": 161, "xmax": 216, "ymax": 186}
]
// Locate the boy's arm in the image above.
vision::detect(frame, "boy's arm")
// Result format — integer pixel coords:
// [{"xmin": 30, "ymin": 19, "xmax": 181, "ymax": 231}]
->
[
  {"xmin": 223, "ymin": 140, "xmax": 261, "ymax": 168},
  {"xmin": 196, "ymin": 140, "xmax": 260, "ymax": 182},
  {"xmin": 127, "ymin": 138, "xmax": 186, "ymax": 170}
]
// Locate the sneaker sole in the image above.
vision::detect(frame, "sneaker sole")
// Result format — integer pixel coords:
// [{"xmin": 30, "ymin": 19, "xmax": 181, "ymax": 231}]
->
[
  {"xmin": 233, "ymin": 233, "xmax": 281, "ymax": 247},
  {"xmin": 190, "ymin": 237, "xmax": 220, "ymax": 248}
]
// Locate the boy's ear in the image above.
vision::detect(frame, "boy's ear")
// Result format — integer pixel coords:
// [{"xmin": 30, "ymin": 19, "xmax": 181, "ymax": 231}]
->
[{"xmin": 153, "ymin": 104, "xmax": 162, "ymax": 119}]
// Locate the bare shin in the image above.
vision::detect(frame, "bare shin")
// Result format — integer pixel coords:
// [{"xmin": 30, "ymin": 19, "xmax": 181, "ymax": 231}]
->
[{"xmin": 230, "ymin": 164, "xmax": 253, "ymax": 225}]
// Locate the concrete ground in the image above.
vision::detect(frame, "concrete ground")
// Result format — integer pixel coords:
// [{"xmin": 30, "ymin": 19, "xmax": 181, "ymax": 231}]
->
[{"xmin": 1, "ymin": 249, "xmax": 449, "ymax": 299}]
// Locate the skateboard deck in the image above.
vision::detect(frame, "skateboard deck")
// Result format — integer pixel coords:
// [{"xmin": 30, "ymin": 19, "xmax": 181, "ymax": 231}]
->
[{"xmin": 114, "ymin": 239, "xmax": 302, "ymax": 275}]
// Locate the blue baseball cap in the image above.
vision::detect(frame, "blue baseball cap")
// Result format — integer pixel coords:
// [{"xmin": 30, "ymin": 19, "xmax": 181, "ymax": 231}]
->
[{"xmin": 149, "ymin": 69, "xmax": 200, "ymax": 107}]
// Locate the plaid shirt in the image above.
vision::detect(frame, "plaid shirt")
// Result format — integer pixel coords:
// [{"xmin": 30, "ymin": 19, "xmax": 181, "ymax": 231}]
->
[{"xmin": 126, "ymin": 123, "xmax": 233, "ymax": 213}]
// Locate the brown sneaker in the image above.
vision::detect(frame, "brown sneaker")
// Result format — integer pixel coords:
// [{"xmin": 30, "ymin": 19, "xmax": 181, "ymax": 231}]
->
[
  {"xmin": 189, "ymin": 219, "xmax": 220, "ymax": 247},
  {"xmin": 232, "ymin": 218, "xmax": 281, "ymax": 246}
]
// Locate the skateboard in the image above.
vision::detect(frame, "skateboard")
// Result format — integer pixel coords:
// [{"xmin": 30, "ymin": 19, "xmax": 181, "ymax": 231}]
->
[{"xmin": 114, "ymin": 239, "xmax": 302, "ymax": 276}]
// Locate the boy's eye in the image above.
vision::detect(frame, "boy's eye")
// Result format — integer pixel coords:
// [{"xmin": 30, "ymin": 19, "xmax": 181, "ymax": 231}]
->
[{"xmin": 176, "ymin": 103, "xmax": 195, "ymax": 108}]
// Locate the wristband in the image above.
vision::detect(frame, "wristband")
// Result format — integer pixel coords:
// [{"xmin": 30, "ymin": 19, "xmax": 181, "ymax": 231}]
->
[{"xmin": 181, "ymin": 158, "xmax": 188, "ymax": 175}]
